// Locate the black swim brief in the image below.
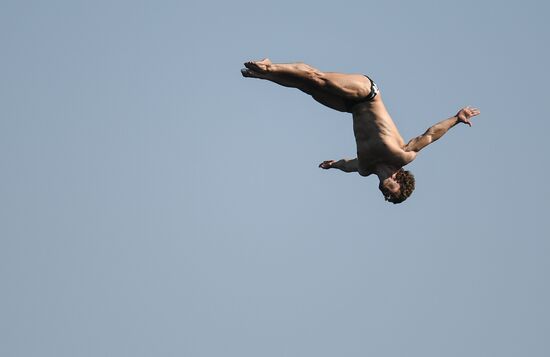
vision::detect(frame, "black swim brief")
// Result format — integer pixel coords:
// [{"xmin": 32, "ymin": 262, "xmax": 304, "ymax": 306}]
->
[{"xmin": 345, "ymin": 75, "xmax": 379, "ymax": 111}]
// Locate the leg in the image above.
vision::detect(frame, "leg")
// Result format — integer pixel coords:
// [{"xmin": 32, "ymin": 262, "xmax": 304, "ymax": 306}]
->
[
  {"xmin": 242, "ymin": 65, "xmax": 349, "ymax": 112},
  {"xmin": 241, "ymin": 64, "xmax": 310, "ymax": 91},
  {"xmin": 243, "ymin": 59, "xmax": 373, "ymax": 101}
]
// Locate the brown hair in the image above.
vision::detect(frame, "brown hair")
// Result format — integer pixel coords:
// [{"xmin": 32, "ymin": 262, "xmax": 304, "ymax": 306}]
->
[{"xmin": 382, "ymin": 169, "xmax": 415, "ymax": 204}]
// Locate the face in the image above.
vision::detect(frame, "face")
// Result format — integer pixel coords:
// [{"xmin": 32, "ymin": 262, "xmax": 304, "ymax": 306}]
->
[{"xmin": 379, "ymin": 178, "xmax": 401, "ymax": 201}]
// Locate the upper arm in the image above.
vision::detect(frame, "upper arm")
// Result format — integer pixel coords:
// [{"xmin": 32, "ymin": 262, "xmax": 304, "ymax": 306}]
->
[
  {"xmin": 332, "ymin": 158, "xmax": 359, "ymax": 173},
  {"xmin": 342, "ymin": 158, "xmax": 359, "ymax": 172}
]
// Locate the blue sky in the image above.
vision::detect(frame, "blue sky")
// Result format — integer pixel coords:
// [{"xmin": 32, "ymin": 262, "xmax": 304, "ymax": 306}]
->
[{"xmin": 1, "ymin": 1, "xmax": 549, "ymax": 356}]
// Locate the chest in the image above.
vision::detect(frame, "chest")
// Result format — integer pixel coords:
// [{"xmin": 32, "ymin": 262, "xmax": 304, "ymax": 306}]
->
[
  {"xmin": 356, "ymin": 141, "xmax": 390, "ymax": 168},
  {"xmin": 356, "ymin": 139, "xmax": 410, "ymax": 172}
]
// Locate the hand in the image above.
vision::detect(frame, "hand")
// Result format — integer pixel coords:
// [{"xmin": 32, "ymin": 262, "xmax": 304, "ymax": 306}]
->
[
  {"xmin": 456, "ymin": 106, "xmax": 480, "ymax": 127},
  {"xmin": 319, "ymin": 160, "xmax": 335, "ymax": 169}
]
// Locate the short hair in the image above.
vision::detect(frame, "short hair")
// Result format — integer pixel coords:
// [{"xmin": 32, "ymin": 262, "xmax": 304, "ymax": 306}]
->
[{"xmin": 382, "ymin": 169, "xmax": 415, "ymax": 204}]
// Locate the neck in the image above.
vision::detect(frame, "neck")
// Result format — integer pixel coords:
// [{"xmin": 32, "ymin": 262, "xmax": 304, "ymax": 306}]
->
[{"xmin": 375, "ymin": 164, "xmax": 400, "ymax": 182}]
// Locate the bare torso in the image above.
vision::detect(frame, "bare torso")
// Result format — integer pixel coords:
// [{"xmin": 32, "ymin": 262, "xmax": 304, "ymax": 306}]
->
[
  {"xmin": 242, "ymin": 58, "xmax": 481, "ymax": 203},
  {"xmin": 351, "ymin": 94, "xmax": 415, "ymax": 176}
]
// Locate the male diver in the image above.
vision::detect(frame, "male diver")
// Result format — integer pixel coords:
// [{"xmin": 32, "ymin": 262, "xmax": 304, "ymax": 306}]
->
[{"xmin": 241, "ymin": 59, "xmax": 480, "ymax": 203}]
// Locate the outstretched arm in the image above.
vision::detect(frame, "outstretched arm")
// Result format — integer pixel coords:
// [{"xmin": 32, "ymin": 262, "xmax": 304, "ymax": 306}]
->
[
  {"xmin": 404, "ymin": 107, "xmax": 480, "ymax": 152},
  {"xmin": 319, "ymin": 158, "xmax": 358, "ymax": 173}
]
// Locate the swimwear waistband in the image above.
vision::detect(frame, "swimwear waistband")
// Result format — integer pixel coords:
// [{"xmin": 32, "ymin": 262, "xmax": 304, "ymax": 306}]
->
[{"xmin": 364, "ymin": 75, "xmax": 379, "ymax": 101}]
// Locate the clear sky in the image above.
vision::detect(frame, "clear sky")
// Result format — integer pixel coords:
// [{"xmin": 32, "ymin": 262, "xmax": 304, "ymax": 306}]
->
[{"xmin": 1, "ymin": 0, "xmax": 549, "ymax": 356}]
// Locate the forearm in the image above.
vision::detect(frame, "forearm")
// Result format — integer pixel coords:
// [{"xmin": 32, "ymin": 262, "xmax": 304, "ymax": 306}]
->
[
  {"xmin": 406, "ymin": 107, "xmax": 480, "ymax": 153},
  {"xmin": 331, "ymin": 158, "xmax": 358, "ymax": 172},
  {"xmin": 405, "ymin": 116, "xmax": 460, "ymax": 152},
  {"xmin": 427, "ymin": 116, "xmax": 460, "ymax": 142}
]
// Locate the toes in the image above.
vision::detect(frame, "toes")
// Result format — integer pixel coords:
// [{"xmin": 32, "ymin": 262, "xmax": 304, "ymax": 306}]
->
[
  {"xmin": 241, "ymin": 68, "xmax": 261, "ymax": 78},
  {"xmin": 244, "ymin": 61, "xmax": 256, "ymax": 70},
  {"xmin": 244, "ymin": 60, "xmax": 267, "ymax": 72}
]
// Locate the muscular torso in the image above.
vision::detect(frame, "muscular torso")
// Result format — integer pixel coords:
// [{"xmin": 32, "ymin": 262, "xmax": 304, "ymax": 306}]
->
[{"xmin": 352, "ymin": 94, "xmax": 414, "ymax": 175}]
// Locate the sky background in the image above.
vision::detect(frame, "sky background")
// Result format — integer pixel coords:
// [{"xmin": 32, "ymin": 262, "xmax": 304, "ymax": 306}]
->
[{"xmin": 1, "ymin": 0, "xmax": 549, "ymax": 356}]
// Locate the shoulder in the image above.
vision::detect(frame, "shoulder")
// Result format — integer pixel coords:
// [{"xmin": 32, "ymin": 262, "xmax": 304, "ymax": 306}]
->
[
  {"xmin": 357, "ymin": 162, "xmax": 375, "ymax": 177},
  {"xmin": 395, "ymin": 148, "xmax": 417, "ymax": 165},
  {"xmin": 385, "ymin": 142, "xmax": 417, "ymax": 166},
  {"xmin": 358, "ymin": 168, "xmax": 373, "ymax": 177}
]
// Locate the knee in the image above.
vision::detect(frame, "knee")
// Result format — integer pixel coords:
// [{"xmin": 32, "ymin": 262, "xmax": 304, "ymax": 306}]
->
[
  {"xmin": 305, "ymin": 68, "xmax": 326, "ymax": 86},
  {"xmin": 311, "ymin": 74, "xmax": 326, "ymax": 87}
]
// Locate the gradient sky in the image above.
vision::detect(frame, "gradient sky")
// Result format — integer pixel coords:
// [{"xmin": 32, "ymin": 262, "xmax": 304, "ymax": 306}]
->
[{"xmin": 1, "ymin": 0, "xmax": 549, "ymax": 356}]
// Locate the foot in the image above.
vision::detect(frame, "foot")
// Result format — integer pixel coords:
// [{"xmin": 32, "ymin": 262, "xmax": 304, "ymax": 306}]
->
[
  {"xmin": 244, "ymin": 58, "xmax": 272, "ymax": 73},
  {"xmin": 241, "ymin": 68, "xmax": 266, "ymax": 78}
]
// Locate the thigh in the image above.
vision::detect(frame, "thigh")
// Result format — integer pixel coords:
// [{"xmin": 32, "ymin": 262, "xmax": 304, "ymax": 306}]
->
[
  {"xmin": 321, "ymin": 72, "xmax": 372, "ymax": 100},
  {"xmin": 258, "ymin": 72, "xmax": 351, "ymax": 112},
  {"xmin": 308, "ymin": 89, "xmax": 350, "ymax": 113}
]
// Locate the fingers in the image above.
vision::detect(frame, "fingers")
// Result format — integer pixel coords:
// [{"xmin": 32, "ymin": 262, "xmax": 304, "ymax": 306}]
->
[
  {"xmin": 458, "ymin": 106, "xmax": 479, "ymax": 127},
  {"xmin": 462, "ymin": 106, "xmax": 480, "ymax": 120}
]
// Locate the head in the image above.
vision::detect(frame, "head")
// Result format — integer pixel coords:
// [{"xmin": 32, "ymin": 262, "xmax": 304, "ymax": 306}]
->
[{"xmin": 378, "ymin": 168, "xmax": 415, "ymax": 204}]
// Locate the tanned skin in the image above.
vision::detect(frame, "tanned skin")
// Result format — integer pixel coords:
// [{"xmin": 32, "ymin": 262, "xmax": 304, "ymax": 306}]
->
[{"xmin": 241, "ymin": 59, "xmax": 480, "ymax": 199}]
